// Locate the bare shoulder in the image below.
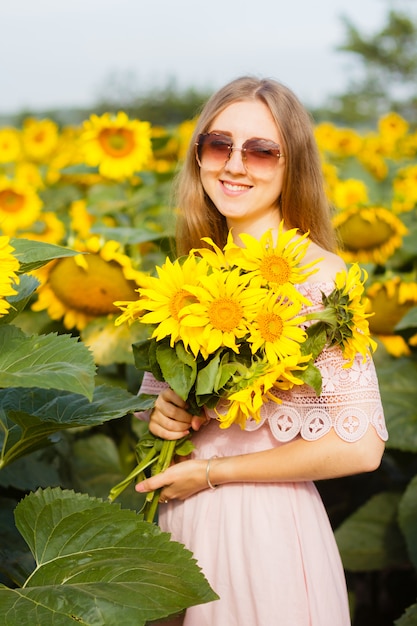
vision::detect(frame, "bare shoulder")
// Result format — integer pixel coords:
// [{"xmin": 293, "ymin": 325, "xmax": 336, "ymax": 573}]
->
[{"xmin": 305, "ymin": 241, "xmax": 346, "ymax": 282}]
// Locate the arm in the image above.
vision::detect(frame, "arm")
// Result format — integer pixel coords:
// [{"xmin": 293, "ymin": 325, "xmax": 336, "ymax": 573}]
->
[{"xmin": 135, "ymin": 395, "xmax": 385, "ymax": 501}]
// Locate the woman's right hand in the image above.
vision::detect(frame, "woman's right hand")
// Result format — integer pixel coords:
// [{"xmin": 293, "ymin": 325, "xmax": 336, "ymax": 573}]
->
[{"xmin": 149, "ymin": 388, "xmax": 207, "ymax": 440}]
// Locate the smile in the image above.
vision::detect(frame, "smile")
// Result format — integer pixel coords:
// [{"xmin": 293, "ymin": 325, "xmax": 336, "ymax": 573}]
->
[{"xmin": 222, "ymin": 181, "xmax": 251, "ymax": 192}]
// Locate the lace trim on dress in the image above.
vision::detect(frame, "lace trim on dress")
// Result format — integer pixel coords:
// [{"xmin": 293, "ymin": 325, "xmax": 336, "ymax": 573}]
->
[{"xmin": 138, "ymin": 281, "xmax": 388, "ymax": 444}]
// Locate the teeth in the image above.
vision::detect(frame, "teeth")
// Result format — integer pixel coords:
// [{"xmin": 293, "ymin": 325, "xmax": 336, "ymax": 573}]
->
[{"xmin": 223, "ymin": 181, "xmax": 249, "ymax": 191}]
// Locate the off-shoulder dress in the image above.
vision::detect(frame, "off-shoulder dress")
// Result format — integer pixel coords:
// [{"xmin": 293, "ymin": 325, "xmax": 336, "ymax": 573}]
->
[{"xmin": 138, "ymin": 282, "xmax": 388, "ymax": 626}]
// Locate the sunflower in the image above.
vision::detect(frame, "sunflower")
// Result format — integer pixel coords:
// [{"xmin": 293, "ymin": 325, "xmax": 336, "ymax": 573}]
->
[
  {"xmin": 0, "ymin": 177, "xmax": 43, "ymax": 235},
  {"xmin": 378, "ymin": 112, "xmax": 409, "ymax": 145},
  {"xmin": 333, "ymin": 206, "xmax": 408, "ymax": 264},
  {"xmin": 246, "ymin": 290, "xmax": 306, "ymax": 364},
  {"xmin": 21, "ymin": 117, "xmax": 59, "ymax": 162},
  {"xmin": 365, "ymin": 276, "xmax": 417, "ymax": 356},
  {"xmin": 32, "ymin": 237, "xmax": 146, "ymax": 330},
  {"xmin": 392, "ymin": 165, "xmax": 417, "ymax": 213},
  {"xmin": 180, "ymin": 267, "xmax": 267, "ymax": 359},
  {"xmin": 20, "ymin": 212, "xmax": 66, "ymax": 244},
  {"xmin": 116, "ymin": 255, "xmax": 210, "ymax": 354},
  {"xmin": 80, "ymin": 112, "xmax": 153, "ymax": 180},
  {"xmin": 331, "ymin": 178, "xmax": 369, "ymax": 211},
  {"xmin": 314, "ymin": 123, "xmax": 362, "ymax": 157},
  {"xmin": 358, "ymin": 134, "xmax": 389, "ymax": 180},
  {"xmin": 0, "ymin": 128, "xmax": 22, "ymax": 163},
  {"xmin": 0, "ymin": 236, "xmax": 20, "ymax": 316},
  {"xmin": 229, "ymin": 225, "xmax": 318, "ymax": 304},
  {"xmin": 305, "ymin": 264, "xmax": 377, "ymax": 366},
  {"xmin": 220, "ymin": 355, "xmax": 308, "ymax": 428}
]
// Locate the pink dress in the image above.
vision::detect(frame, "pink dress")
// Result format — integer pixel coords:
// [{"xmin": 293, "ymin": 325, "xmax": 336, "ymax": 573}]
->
[{"xmin": 139, "ymin": 282, "xmax": 388, "ymax": 626}]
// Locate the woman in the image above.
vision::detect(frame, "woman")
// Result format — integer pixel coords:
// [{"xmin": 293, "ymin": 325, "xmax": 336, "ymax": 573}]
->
[{"xmin": 136, "ymin": 76, "xmax": 387, "ymax": 625}]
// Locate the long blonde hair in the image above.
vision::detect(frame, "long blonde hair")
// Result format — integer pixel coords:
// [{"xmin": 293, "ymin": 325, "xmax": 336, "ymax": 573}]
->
[{"xmin": 174, "ymin": 76, "xmax": 337, "ymax": 255}]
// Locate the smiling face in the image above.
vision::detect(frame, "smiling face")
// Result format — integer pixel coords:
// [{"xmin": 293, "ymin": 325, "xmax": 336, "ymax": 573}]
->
[{"xmin": 199, "ymin": 99, "xmax": 286, "ymax": 243}]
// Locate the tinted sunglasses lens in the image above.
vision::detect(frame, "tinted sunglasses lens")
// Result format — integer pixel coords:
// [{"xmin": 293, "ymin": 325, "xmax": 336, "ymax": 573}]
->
[
  {"xmin": 197, "ymin": 134, "xmax": 231, "ymax": 166},
  {"xmin": 244, "ymin": 140, "xmax": 280, "ymax": 170}
]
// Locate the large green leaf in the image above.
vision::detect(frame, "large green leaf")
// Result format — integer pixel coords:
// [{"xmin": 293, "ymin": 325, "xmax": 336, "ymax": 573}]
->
[
  {"xmin": 9, "ymin": 238, "xmax": 79, "ymax": 273},
  {"xmin": 335, "ymin": 492, "xmax": 409, "ymax": 571},
  {"xmin": 0, "ymin": 488, "xmax": 217, "ymax": 625},
  {"xmin": 375, "ymin": 356, "xmax": 417, "ymax": 452},
  {"xmin": 398, "ymin": 474, "xmax": 417, "ymax": 570},
  {"xmin": 395, "ymin": 603, "xmax": 417, "ymax": 625},
  {"xmin": 0, "ymin": 385, "xmax": 145, "ymax": 468},
  {"xmin": 0, "ymin": 326, "xmax": 95, "ymax": 400}
]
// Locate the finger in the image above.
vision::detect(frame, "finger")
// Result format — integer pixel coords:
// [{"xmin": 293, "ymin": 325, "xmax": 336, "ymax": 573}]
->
[{"xmin": 190, "ymin": 414, "xmax": 209, "ymax": 431}]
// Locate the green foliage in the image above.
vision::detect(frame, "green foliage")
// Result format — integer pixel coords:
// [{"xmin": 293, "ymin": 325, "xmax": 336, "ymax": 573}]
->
[
  {"xmin": 335, "ymin": 492, "xmax": 408, "ymax": 571},
  {"xmin": 313, "ymin": 9, "xmax": 417, "ymax": 125},
  {"xmin": 0, "ymin": 487, "xmax": 217, "ymax": 625},
  {"xmin": 0, "ymin": 239, "xmax": 215, "ymax": 621}
]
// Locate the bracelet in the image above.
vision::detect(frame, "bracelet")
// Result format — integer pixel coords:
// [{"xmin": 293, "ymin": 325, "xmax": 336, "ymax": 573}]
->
[{"xmin": 206, "ymin": 455, "xmax": 218, "ymax": 490}]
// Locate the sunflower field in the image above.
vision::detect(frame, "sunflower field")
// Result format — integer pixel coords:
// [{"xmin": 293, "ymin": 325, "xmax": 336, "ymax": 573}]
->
[{"xmin": 0, "ymin": 109, "xmax": 417, "ymax": 624}]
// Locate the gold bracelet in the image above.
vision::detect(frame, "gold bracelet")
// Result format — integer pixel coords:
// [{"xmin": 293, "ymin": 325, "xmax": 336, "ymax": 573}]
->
[{"xmin": 206, "ymin": 455, "xmax": 218, "ymax": 490}]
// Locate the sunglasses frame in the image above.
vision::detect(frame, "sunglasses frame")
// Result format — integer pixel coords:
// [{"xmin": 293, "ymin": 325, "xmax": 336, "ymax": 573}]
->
[{"xmin": 195, "ymin": 132, "xmax": 284, "ymax": 171}]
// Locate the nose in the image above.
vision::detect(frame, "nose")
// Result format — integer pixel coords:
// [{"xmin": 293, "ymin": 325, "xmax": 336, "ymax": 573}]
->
[{"xmin": 224, "ymin": 147, "xmax": 246, "ymax": 173}]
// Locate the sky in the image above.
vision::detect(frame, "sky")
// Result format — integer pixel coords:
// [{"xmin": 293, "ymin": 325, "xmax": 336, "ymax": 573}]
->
[{"xmin": 1, "ymin": 0, "xmax": 414, "ymax": 115}]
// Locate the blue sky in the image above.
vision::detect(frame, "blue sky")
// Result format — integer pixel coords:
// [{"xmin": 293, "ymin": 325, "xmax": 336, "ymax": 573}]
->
[{"xmin": 1, "ymin": 0, "xmax": 414, "ymax": 113}]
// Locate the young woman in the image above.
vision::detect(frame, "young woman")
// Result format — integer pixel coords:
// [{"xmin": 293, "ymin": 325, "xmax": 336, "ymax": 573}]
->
[{"xmin": 136, "ymin": 76, "xmax": 387, "ymax": 625}]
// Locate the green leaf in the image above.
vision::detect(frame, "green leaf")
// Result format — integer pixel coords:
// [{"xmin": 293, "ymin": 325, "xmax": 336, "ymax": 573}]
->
[
  {"xmin": 376, "ymin": 356, "xmax": 417, "ymax": 452},
  {"xmin": 395, "ymin": 306, "xmax": 417, "ymax": 331},
  {"xmin": 70, "ymin": 434, "xmax": 143, "ymax": 510},
  {"xmin": 0, "ymin": 385, "xmax": 145, "ymax": 468},
  {"xmin": 196, "ymin": 353, "xmax": 221, "ymax": 395},
  {"xmin": 9, "ymin": 238, "xmax": 79, "ymax": 273},
  {"xmin": 156, "ymin": 342, "xmax": 196, "ymax": 401},
  {"xmin": 132, "ymin": 338, "xmax": 152, "ymax": 372},
  {"xmin": 335, "ymin": 492, "xmax": 409, "ymax": 571},
  {"xmin": 0, "ymin": 326, "xmax": 95, "ymax": 400},
  {"xmin": 0, "ymin": 275, "xmax": 40, "ymax": 326},
  {"xmin": 296, "ymin": 362, "xmax": 322, "ymax": 395},
  {"xmin": 0, "ymin": 487, "xmax": 217, "ymax": 625},
  {"xmin": 398, "ymin": 474, "xmax": 417, "ymax": 570},
  {"xmin": 395, "ymin": 603, "xmax": 417, "ymax": 625}
]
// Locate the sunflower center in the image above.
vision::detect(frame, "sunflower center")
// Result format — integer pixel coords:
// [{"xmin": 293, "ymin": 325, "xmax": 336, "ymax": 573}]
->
[
  {"xmin": 208, "ymin": 297, "xmax": 243, "ymax": 332},
  {"xmin": 169, "ymin": 289, "xmax": 194, "ymax": 320},
  {"xmin": 98, "ymin": 128, "xmax": 135, "ymax": 158},
  {"xmin": 0, "ymin": 190, "xmax": 25, "ymax": 213},
  {"xmin": 257, "ymin": 312, "xmax": 284, "ymax": 342},
  {"xmin": 49, "ymin": 255, "xmax": 139, "ymax": 316},
  {"xmin": 260, "ymin": 255, "xmax": 291, "ymax": 284},
  {"xmin": 338, "ymin": 213, "xmax": 394, "ymax": 250}
]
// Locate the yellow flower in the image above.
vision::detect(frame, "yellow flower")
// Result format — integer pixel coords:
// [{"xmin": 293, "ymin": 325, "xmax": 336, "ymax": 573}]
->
[
  {"xmin": 229, "ymin": 225, "xmax": 317, "ymax": 304},
  {"xmin": 180, "ymin": 267, "xmax": 266, "ymax": 358},
  {"xmin": 0, "ymin": 128, "xmax": 22, "ymax": 163},
  {"xmin": 246, "ymin": 291, "xmax": 306, "ymax": 364},
  {"xmin": 32, "ymin": 237, "xmax": 146, "ymax": 330},
  {"xmin": 80, "ymin": 111, "xmax": 153, "ymax": 180},
  {"xmin": 314, "ymin": 123, "xmax": 362, "ymax": 156},
  {"xmin": 366, "ymin": 276, "xmax": 417, "ymax": 347},
  {"xmin": 305, "ymin": 264, "xmax": 377, "ymax": 366},
  {"xmin": 19, "ymin": 212, "xmax": 66, "ymax": 244},
  {"xmin": 0, "ymin": 236, "xmax": 20, "ymax": 316},
  {"xmin": 192, "ymin": 230, "xmax": 238, "ymax": 270},
  {"xmin": 333, "ymin": 206, "xmax": 408, "ymax": 264},
  {"xmin": 378, "ymin": 112, "xmax": 409, "ymax": 142},
  {"xmin": 332, "ymin": 178, "xmax": 369, "ymax": 210},
  {"xmin": 21, "ymin": 118, "xmax": 59, "ymax": 162},
  {"xmin": 0, "ymin": 177, "xmax": 43, "ymax": 235},
  {"xmin": 392, "ymin": 165, "xmax": 417, "ymax": 212},
  {"xmin": 220, "ymin": 355, "xmax": 307, "ymax": 428},
  {"xmin": 116, "ymin": 255, "xmax": 209, "ymax": 353}
]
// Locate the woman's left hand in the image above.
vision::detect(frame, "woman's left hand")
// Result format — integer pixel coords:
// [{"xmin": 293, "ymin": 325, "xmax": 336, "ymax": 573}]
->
[{"xmin": 135, "ymin": 457, "xmax": 208, "ymax": 502}]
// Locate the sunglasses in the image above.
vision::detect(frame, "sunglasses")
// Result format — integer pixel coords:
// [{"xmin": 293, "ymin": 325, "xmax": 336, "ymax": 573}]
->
[{"xmin": 195, "ymin": 132, "xmax": 284, "ymax": 173}]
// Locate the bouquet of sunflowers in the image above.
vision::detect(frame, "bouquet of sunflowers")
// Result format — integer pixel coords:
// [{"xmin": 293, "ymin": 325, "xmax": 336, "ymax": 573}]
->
[{"xmin": 109, "ymin": 223, "xmax": 376, "ymax": 520}]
